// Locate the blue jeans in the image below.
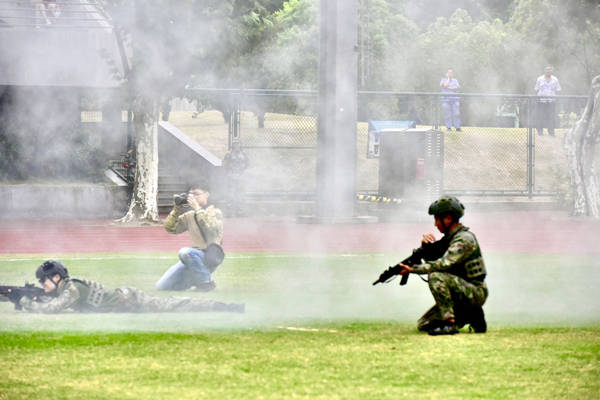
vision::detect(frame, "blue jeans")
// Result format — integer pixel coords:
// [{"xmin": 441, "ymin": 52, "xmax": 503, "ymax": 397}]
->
[
  {"xmin": 442, "ymin": 100, "xmax": 461, "ymax": 129},
  {"xmin": 155, "ymin": 247, "xmax": 213, "ymax": 291}
]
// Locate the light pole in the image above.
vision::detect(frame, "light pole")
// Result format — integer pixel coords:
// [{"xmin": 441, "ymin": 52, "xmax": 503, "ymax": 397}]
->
[{"xmin": 315, "ymin": 0, "xmax": 359, "ymax": 222}]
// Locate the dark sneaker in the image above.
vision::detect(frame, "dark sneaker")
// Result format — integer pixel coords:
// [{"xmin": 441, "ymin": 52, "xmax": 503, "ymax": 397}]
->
[
  {"xmin": 469, "ymin": 307, "xmax": 487, "ymax": 333},
  {"xmin": 446, "ymin": 127, "xmax": 452, "ymax": 131},
  {"xmin": 194, "ymin": 281, "xmax": 216, "ymax": 292},
  {"xmin": 428, "ymin": 323, "xmax": 459, "ymax": 336},
  {"xmin": 418, "ymin": 320, "xmax": 443, "ymax": 332},
  {"xmin": 455, "ymin": 128, "xmax": 462, "ymax": 132}
]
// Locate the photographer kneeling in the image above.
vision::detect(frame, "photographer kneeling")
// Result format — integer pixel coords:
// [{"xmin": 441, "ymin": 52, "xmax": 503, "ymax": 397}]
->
[{"xmin": 156, "ymin": 187, "xmax": 224, "ymax": 292}]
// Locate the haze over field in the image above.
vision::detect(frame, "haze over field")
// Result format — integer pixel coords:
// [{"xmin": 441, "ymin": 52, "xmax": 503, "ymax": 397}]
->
[{"xmin": 0, "ymin": 1, "xmax": 599, "ymax": 334}]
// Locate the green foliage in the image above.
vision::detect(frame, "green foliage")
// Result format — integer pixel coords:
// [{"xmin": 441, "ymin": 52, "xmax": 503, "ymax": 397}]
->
[
  {"xmin": 96, "ymin": 1, "xmax": 600, "ymax": 95},
  {"xmin": 260, "ymin": 0, "xmax": 319, "ymax": 89}
]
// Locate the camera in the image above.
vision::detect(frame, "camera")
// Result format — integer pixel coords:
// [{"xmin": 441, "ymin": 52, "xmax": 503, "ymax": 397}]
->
[{"xmin": 173, "ymin": 193, "xmax": 188, "ymax": 206}]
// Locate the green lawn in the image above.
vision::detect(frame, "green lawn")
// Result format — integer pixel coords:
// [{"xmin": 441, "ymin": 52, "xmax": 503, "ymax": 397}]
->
[
  {"xmin": 1, "ymin": 326, "xmax": 598, "ymax": 400},
  {"xmin": 0, "ymin": 252, "xmax": 599, "ymax": 399}
]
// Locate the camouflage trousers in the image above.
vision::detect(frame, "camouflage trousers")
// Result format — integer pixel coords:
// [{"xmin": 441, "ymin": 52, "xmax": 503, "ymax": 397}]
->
[
  {"xmin": 417, "ymin": 272, "xmax": 488, "ymax": 331},
  {"xmin": 114, "ymin": 287, "xmax": 232, "ymax": 313}
]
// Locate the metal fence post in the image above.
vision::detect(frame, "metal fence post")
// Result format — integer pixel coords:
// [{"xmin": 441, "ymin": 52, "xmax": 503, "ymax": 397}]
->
[
  {"xmin": 433, "ymin": 95, "xmax": 439, "ymax": 130},
  {"xmin": 527, "ymin": 97, "xmax": 535, "ymax": 198},
  {"xmin": 229, "ymin": 92, "xmax": 240, "ymax": 149}
]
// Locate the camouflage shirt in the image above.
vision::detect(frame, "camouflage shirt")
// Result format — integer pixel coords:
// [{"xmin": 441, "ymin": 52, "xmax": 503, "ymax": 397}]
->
[
  {"xmin": 19, "ymin": 277, "xmax": 234, "ymax": 313},
  {"xmin": 164, "ymin": 204, "xmax": 224, "ymax": 248},
  {"xmin": 19, "ymin": 278, "xmax": 121, "ymax": 313},
  {"xmin": 411, "ymin": 224, "xmax": 486, "ymax": 282}
]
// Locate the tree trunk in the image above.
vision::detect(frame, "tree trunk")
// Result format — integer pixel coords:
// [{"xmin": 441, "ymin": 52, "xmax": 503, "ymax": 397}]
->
[
  {"xmin": 118, "ymin": 100, "xmax": 160, "ymax": 223},
  {"xmin": 564, "ymin": 75, "xmax": 600, "ymax": 217}
]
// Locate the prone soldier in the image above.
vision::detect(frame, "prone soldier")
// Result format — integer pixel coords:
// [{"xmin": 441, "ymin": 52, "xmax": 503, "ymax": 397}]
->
[{"xmin": 16, "ymin": 260, "xmax": 244, "ymax": 313}]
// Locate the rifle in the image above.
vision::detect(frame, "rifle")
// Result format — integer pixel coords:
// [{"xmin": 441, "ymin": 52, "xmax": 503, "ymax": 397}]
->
[
  {"xmin": 0, "ymin": 283, "xmax": 48, "ymax": 310},
  {"xmin": 372, "ymin": 238, "xmax": 449, "ymax": 286}
]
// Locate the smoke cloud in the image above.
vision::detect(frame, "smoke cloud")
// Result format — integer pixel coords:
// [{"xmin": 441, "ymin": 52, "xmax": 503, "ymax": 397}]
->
[{"xmin": 1, "ymin": 1, "xmax": 599, "ymax": 333}]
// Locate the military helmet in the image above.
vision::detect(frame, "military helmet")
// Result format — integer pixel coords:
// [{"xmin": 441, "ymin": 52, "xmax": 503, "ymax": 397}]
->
[
  {"xmin": 428, "ymin": 196, "xmax": 465, "ymax": 219},
  {"xmin": 36, "ymin": 260, "xmax": 69, "ymax": 284}
]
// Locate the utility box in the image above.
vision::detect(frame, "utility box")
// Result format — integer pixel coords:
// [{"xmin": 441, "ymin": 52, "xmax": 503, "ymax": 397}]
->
[
  {"xmin": 367, "ymin": 120, "xmax": 416, "ymax": 158},
  {"xmin": 378, "ymin": 129, "xmax": 443, "ymax": 202}
]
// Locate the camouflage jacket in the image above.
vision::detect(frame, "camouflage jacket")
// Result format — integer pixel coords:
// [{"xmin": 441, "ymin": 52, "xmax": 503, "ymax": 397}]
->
[
  {"xmin": 411, "ymin": 224, "xmax": 486, "ymax": 282},
  {"xmin": 164, "ymin": 204, "xmax": 224, "ymax": 249},
  {"xmin": 19, "ymin": 278, "xmax": 121, "ymax": 313}
]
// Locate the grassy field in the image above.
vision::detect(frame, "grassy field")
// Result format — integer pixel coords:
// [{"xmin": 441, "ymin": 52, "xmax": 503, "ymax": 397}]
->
[
  {"xmin": 1, "ymin": 326, "xmax": 598, "ymax": 400},
  {"xmin": 0, "ymin": 252, "xmax": 599, "ymax": 399}
]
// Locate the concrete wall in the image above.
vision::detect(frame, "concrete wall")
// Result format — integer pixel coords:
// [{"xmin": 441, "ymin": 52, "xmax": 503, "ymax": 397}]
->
[{"xmin": 0, "ymin": 184, "xmax": 128, "ymax": 219}]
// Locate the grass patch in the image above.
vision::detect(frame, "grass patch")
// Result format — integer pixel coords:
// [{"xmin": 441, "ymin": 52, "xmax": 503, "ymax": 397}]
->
[
  {"xmin": 0, "ymin": 252, "xmax": 599, "ymax": 398},
  {"xmin": 0, "ymin": 252, "xmax": 599, "ymax": 331},
  {"xmin": 0, "ymin": 325, "xmax": 598, "ymax": 399}
]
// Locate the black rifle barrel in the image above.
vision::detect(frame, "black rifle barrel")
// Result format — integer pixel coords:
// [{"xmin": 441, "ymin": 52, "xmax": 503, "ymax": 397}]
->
[{"xmin": 372, "ymin": 239, "xmax": 449, "ymax": 286}]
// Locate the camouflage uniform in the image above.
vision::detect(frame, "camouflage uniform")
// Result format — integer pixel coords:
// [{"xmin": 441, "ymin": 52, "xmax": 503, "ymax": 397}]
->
[
  {"xmin": 156, "ymin": 204, "xmax": 224, "ymax": 291},
  {"xmin": 19, "ymin": 277, "xmax": 243, "ymax": 313},
  {"xmin": 410, "ymin": 224, "xmax": 488, "ymax": 331}
]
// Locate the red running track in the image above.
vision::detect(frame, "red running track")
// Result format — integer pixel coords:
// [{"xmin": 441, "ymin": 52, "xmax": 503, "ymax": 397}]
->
[{"xmin": 1, "ymin": 211, "xmax": 599, "ymax": 255}]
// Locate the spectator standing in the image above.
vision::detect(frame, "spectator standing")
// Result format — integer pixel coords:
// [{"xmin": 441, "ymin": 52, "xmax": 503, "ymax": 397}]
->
[
  {"xmin": 31, "ymin": 0, "xmax": 49, "ymax": 26},
  {"xmin": 534, "ymin": 66, "xmax": 561, "ymax": 136},
  {"xmin": 440, "ymin": 68, "xmax": 462, "ymax": 132}
]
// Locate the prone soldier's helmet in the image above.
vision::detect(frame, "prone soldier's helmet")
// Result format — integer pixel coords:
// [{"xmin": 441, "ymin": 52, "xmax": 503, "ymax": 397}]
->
[
  {"xmin": 428, "ymin": 196, "xmax": 465, "ymax": 220},
  {"xmin": 36, "ymin": 260, "xmax": 69, "ymax": 284}
]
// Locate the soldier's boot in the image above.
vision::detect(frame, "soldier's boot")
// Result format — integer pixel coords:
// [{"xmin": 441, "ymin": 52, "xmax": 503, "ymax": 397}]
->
[
  {"xmin": 418, "ymin": 319, "xmax": 443, "ymax": 332},
  {"xmin": 468, "ymin": 306, "xmax": 487, "ymax": 333},
  {"xmin": 428, "ymin": 322, "xmax": 459, "ymax": 336},
  {"xmin": 212, "ymin": 301, "xmax": 245, "ymax": 313}
]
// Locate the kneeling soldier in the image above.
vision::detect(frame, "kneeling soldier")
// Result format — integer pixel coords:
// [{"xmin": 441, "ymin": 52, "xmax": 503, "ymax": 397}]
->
[
  {"xmin": 17, "ymin": 260, "xmax": 244, "ymax": 314},
  {"xmin": 397, "ymin": 196, "xmax": 488, "ymax": 335}
]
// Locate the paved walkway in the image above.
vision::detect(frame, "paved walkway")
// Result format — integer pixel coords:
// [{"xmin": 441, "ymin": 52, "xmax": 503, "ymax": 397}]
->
[{"xmin": 1, "ymin": 211, "xmax": 599, "ymax": 254}]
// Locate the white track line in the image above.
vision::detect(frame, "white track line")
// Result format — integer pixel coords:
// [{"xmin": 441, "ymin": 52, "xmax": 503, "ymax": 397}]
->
[{"xmin": 277, "ymin": 326, "xmax": 339, "ymax": 333}]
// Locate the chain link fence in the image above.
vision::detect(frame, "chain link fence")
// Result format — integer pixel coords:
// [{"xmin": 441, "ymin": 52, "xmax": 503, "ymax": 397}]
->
[
  {"xmin": 235, "ymin": 91, "xmax": 318, "ymax": 196},
  {"xmin": 182, "ymin": 89, "xmax": 587, "ymax": 200},
  {"xmin": 0, "ymin": 0, "xmax": 111, "ymax": 29}
]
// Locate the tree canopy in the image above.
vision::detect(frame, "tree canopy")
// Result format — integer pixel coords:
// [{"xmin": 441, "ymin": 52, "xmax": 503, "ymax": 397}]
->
[{"xmin": 100, "ymin": 0, "xmax": 599, "ymax": 95}]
